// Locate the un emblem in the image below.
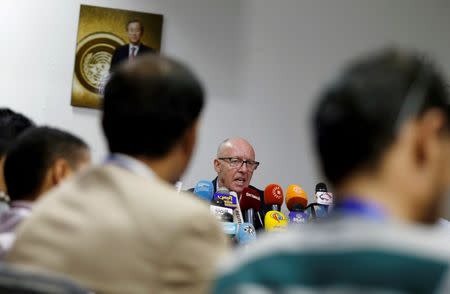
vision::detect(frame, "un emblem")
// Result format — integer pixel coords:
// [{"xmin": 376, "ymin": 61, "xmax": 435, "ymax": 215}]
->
[{"xmin": 74, "ymin": 32, "xmax": 124, "ymax": 94}]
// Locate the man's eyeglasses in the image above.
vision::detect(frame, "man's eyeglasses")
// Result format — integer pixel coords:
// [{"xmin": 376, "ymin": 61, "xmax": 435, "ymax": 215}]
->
[{"xmin": 218, "ymin": 157, "xmax": 260, "ymax": 171}]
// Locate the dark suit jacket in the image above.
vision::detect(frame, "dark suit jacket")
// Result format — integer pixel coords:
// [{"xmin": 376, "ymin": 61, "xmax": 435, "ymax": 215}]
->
[
  {"xmin": 110, "ymin": 43, "xmax": 155, "ymax": 71},
  {"xmin": 189, "ymin": 177, "xmax": 268, "ymax": 230}
]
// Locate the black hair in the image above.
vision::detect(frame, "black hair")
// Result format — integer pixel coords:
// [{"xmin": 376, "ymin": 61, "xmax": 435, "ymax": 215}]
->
[
  {"xmin": 4, "ymin": 126, "xmax": 89, "ymax": 201},
  {"xmin": 0, "ymin": 108, "xmax": 35, "ymax": 156},
  {"xmin": 313, "ymin": 48, "xmax": 449, "ymax": 186},
  {"xmin": 102, "ymin": 54, "xmax": 204, "ymax": 158}
]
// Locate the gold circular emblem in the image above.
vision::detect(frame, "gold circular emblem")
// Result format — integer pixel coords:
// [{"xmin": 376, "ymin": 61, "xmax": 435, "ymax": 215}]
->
[{"xmin": 75, "ymin": 32, "xmax": 125, "ymax": 93}]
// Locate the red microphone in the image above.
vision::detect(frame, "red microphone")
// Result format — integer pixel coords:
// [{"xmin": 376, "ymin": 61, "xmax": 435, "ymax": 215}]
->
[
  {"xmin": 240, "ymin": 187, "xmax": 261, "ymax": 226},
  {"xmin": 264, "ymin": 184, "xmax": 284, "ymax": 211}
]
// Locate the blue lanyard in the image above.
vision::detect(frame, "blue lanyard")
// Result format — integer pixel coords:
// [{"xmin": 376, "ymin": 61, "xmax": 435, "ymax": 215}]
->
[{"xmin": 334, "ymin": 198, "xmax": 386, "ymax": 221}]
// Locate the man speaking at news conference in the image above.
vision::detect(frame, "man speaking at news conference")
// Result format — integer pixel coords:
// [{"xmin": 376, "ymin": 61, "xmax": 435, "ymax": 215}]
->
[
  {"xmin": 192, "ymin": 137, "xmax": 269, "ymax": 229},
  {"xmin": 7, "ymin": 54, "xmax": 228, "ymax": 294},
  {"xmin": 213, "ymin": 48, "xmax": 450, "ymax": 293}
]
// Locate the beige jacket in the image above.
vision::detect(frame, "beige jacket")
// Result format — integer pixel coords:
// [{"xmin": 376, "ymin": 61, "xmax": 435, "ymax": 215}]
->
[{"xmin": 7, "ymin": 164, "xmax": 228, "ymax": 293}]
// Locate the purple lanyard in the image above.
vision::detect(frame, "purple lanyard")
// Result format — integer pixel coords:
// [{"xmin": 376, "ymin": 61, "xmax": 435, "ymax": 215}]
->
[{"xmin": 334, "ymin": 197, "xmax": 386, "ymax": 221}]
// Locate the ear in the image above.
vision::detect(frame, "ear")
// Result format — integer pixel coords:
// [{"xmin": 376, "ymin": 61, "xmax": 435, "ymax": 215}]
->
[
  {"xmin": 50, "ymin": 159, "xmax": 72, "ymax": 186},
  {"xmin": 414, "ymin": 109, "xmax": 447, "ymax": 170},
  {"xmin": 214, "ymin": 158, "xmax": 221, "ymax": 173}
]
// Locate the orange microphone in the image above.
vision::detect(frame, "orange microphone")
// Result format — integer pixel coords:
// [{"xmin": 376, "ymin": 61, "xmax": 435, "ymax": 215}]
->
[{"xmin": 286, "ymin": 184, "xmax": 308, "ymax": 211}]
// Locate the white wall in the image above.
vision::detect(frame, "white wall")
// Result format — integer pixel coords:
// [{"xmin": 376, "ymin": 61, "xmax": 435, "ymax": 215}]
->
[{"xmin": 1, "ymin": 0, "xmax": 450, "ymax": 201}]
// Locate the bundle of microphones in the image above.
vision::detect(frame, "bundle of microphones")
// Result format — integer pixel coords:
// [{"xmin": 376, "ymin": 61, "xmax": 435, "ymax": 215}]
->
[
  {"xmin": 193, "ymin": 181, "xmax": 257, "ymax": 246},
  {"xmin": 192, "ymin": 181, "xmax": 334, "ymax": 243}
]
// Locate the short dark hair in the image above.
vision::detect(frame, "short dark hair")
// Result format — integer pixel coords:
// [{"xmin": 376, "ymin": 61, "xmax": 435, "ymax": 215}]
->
[
  {"xmin": 313, "ymin": 48, "xmax": 450, "ymax": 186},
  {"xmin": 4, "ymin": 127, "xmax": 89, "ymax": 201},
  {"xmin": 126, "ymin": 19, "xmax": 144, "ymax": 32},
  {"xmin": 0, "ymin": 108, "xmax": 35, "ymax": 156},
  {"xmin": 102, "ymin": 54, "xmax": 204, "ymax": 158}
]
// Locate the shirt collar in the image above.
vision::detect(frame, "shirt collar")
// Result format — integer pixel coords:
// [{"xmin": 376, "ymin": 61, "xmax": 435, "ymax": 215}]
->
[{"xmin": 106, "ymin": 153, "xmax": 155, "ymax": 181}]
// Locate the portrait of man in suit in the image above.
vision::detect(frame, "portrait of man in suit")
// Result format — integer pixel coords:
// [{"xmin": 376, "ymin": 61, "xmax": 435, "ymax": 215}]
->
[
  {"xmin": 71, "ymin": 5, "xmax": 163, "ymax": 109},
  {"xmin": 110, "ymin": 19, "xmax": 156, "ymax": 71}
]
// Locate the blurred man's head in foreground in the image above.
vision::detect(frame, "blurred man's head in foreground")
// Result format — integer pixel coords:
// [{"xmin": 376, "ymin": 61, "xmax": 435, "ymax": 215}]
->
[
  {"xmin": 314, "ymin": 48, "xmax": 450, "ymax": 223},
  {"xmin": 102, "ymin": 54, "xmax": 204, "ymax": 184}
]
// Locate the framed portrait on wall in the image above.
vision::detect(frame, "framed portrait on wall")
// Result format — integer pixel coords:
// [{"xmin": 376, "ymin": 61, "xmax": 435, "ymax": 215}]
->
[{"xmin": 71, "ymin": 4, "xmax": 163, "ymax": 109}]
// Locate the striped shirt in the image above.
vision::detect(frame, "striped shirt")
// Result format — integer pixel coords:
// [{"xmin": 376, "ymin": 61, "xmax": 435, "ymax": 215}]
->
[{"xmin": 213, "ymin": 216, "xmax": 450, "ymax": 294}]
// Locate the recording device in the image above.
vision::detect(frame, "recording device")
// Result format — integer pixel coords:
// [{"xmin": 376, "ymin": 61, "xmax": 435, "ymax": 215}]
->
[
  {"xmin": 193, "ymin": 180, "xmax": 214, "ymax": 201},
  {"xmin": 264, "ymin": 184, "xmax": 284, "ymax": 211},
  {"xmin": 239, "ymin": 187, "xmax": 261, "ymax": 226},
  {"xmin": 264, "ymin": 211, "xmax": 288, "ymax": 232},
  {"xmin": 286, "ymin": 184, "xmax": 309, "ymax": 225},
  {"xmin": 236, "ymin": 223, "xmax": 256, "ymax": 246}
]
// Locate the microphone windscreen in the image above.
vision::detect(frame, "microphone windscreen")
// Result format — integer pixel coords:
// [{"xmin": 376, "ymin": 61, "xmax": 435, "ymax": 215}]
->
[
  {"xmin": 315, "ymin": 182, "xmax": 328, "ymax": 192},
  {"xmin": 286, "ymin": 184, "xmax": 308, "ymax": 211},
  {"xmin": 264, "ymin": 211, "xmax": 288, "ymax": 232},
  {"xmin": 193, "ymin": 180, "xmax": 214, "ymax": 201},
  {"xmin": 263, "ymin": 184, "xmax": 284, "ymax": 206},
  {"xmin": 236, "ymin": 223, "xmax": 256, "ymax": 245},
  {"xmin": 240, "ymin": 187, "xmax": 261, "ymax": 211}
]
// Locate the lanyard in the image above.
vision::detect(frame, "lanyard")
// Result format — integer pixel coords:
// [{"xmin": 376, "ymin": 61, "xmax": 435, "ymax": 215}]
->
[{"xmin": 334, "ymin": 197, "xmax": 386, "ymax": 221}]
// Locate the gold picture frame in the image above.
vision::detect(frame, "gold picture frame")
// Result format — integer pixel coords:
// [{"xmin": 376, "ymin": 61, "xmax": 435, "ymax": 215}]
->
[{"xmin": 71, "ymin": 4, "xmax": 163, "ymax": 109}]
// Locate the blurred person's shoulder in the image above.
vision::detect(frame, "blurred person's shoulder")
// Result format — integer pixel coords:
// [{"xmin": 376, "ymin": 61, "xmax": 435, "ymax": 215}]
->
[{"xmin": 218, "ymin": 218, "xmax": 450, "ymax": 274}]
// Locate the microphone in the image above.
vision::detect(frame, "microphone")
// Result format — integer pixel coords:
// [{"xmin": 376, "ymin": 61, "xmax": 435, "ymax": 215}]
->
[
  {"xmin": 239, "ymin": 187, "xmax": 261, "ymax": 226},
  {"xmin": 213, "ymin": 188, "xmax": 242, "ymax": 224},
  {"xmin": 209, "ymin": 195, "xmax": 237, "ymax": 236},
  {"xmin": 286, "ymin": 184, "xmax": 309, "ymax": 225},
  {"xmin": 315, "ymin": 182, "xmax": 333, "ymax": 205},
  {"xmin": 230, "ymin": 191, "xmax": 244, "ymax": 225},
  {"xmin": 193, "ymin": 180, "xmax": 214, "ymax": 201},
  {"xmin": 236, "ymin": 223, "xmax": 256, "ymax": 246},
  {"xmin": 264, "ymin": 211, "xmax": 288, "ymax": 232},
  {"xmin": 213, "ymin": 188, "xmax": 238, "ymax": 210},
  {"xmin": 264, "ymin": 184, "xmax": 284, "ymax": 211},
  {"xmin": 309, "ymin": 183, "xmax": 334, "ymax": 220},
  {"xmin": 210, "ymin": 203, "xmax": 234, "ymax": 222},
  {"xmin": 286, "ymin": 184, "xmax": 308, "ymax": 211}
]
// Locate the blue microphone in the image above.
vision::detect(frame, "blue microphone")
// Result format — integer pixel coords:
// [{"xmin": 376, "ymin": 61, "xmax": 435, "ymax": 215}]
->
[
  {"xmin": 193, "ymin": 180, "xmax": 214, "ymax": 201},
  {"xmin": 236, "ymin": 223, "xmax": 256, "ymax": 246}
]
